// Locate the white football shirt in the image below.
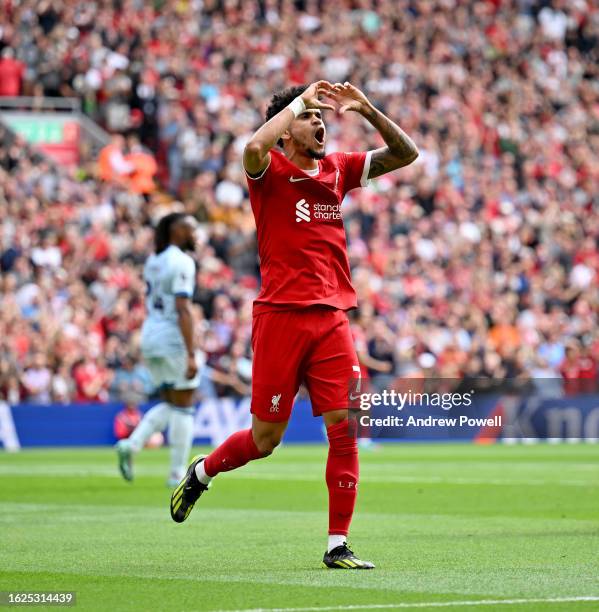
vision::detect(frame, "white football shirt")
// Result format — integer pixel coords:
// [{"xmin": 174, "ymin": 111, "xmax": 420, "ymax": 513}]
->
[{"xmin": 140, "ymin": 245, "xmax": 196, "ymax": 357}]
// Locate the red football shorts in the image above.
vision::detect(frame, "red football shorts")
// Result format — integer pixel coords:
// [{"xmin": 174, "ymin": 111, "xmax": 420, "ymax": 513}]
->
[{"xmin": 251, "ymin": 307, "xmax": 360, "ymax": 422}]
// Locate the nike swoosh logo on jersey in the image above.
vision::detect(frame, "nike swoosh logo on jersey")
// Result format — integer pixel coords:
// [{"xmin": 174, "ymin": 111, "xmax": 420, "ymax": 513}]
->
[{"xmin": 289, "ymin": 176, "xmax": 311, "ymax": 182}]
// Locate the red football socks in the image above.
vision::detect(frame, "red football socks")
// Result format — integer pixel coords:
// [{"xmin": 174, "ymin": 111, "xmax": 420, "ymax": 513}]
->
[
  {"xmin": 203, "ymin": 428, "xmax": 264, "ymax": 477},
  {"xmin": 203, "ymin": 421, "xmax": 359, "ymax": 537},
  {"xmin": 326, "ymin": 419, "xmax": 359, "ymax": 536}
]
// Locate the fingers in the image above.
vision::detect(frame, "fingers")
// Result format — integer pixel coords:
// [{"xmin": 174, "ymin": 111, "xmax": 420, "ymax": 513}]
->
[
  {"xmin": 342, "ymin": 81, "xmax": 358, "ymax": 92},
  {"xmin": 310, "ymin": 80, "xmax": 334, "ymax": 96},
  {"xmin": 314, "ymin": 79, "xmax": 334, "ymax": 90},
  {"xmin": 306, "ymin": 80, "xmax": 360, "ymax": 112},
  {"xmin": 332, "ymin": 81, "xmax": 358, "ymax": 93},
  {"xmin": 319, "ymin": 87, "xmax": 338, "ymax": 99},
  {"xmin": 316, "ymin": 86, "xmax": 334, "ymax": 100}
]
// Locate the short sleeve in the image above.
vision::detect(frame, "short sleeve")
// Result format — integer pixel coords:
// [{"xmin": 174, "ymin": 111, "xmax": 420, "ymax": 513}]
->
[
  {"xmin": 171, "ymin": 256, "xmax": 195, "ymax": 297},
  {"xmin": 243, "ymin": 152, "xmax": 272, "ymax": 181},
  {"xmin": 340, "ymin": 151, "xmax": 373, "ymax": 195}
]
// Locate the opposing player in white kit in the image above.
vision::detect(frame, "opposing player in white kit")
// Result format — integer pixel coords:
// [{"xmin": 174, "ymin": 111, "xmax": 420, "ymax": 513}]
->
[{"xmin": 116, "ymin": 213, "xmax": 202, "ymax": 487}]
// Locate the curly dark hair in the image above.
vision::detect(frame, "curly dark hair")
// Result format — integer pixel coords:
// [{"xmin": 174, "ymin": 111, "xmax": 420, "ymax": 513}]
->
[
  {"xmin": 265, "ymin": 85, "xmax": 308, "ymax": 147},
  {"xmin": 154, "ymin": 212, "xmax": 187, "ymax": 254}
]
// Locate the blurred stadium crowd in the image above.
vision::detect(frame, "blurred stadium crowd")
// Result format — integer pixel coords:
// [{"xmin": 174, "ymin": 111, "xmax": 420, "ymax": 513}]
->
[{"xmin": 0, "ymin": 0, "xmax": 597, "ymax": 404}]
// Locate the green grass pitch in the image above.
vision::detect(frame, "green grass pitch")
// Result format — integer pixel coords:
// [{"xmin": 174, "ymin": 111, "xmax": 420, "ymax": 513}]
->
[{"xmin": 1, "ymin": 443, "xmax": 598, "ymax": 611}]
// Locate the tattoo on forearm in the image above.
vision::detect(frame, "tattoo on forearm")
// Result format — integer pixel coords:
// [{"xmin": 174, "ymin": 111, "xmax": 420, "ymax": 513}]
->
[{"xmin": 363, "ymin": 107, "xmax": 419, "ymax": 179}]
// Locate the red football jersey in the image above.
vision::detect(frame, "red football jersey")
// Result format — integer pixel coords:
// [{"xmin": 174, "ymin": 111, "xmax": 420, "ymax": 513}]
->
[{"xmin": 246, "ymin": 149, "xmax": 371, "ymax": 314}]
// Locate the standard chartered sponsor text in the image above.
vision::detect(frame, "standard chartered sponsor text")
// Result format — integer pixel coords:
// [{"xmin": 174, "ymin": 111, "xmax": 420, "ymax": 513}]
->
[{"xmin": 313, "ymin": 203, "xmax": 341, "ymax": 220}]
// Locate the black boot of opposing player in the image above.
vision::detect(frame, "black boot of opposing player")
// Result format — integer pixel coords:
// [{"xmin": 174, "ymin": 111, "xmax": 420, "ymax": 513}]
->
[
  {"xmin": 322, "ymin": 543, "xmax": 375, "ymax": 569},
  {"xmin": 170, "ymin": 455, "xmax": 210, "ymax": 523}
]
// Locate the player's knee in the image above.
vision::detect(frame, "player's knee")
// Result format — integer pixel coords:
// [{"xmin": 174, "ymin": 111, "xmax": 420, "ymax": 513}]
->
[
  {"xmin": 252, "ymin": 430, "xmax": 283, "ymax": 456},
  {"xmin": 255, "ymin": 436, "xmax": 280, "ymax": 456}
]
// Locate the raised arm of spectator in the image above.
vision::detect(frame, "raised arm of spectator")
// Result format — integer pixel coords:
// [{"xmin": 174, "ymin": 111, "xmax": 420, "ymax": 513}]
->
[
  {"xmin": 243, "ymin": 80, "xmax": 335, "ymax": 176},
  {"xmin": 330, "ymin": 82, "xmax": 419, "ymax": 178}
]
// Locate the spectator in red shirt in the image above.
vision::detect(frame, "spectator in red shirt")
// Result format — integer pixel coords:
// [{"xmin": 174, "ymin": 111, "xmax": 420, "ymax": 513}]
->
[
  {"xmin": 114, "ymin": 403, "xmax": 142, "ymax": 439},
  {"xmin": 84, "ymin": 221, "xmax": 112, "ymax": 262},
  {"xmin": 114, "ymin": 403, "xmax": 163, "ymax": 447},
  {"xmin": 578, "ymin": 345, "xmax": 598, "ymax": 394},
  {"xmin": 0, "ymin": 48, "xmax": 24, "ymax": 97},
  {"xmin": 72, "ymin": 352, "xmax": 112, "ymax": 403},
  {"xmin": 560, "ymin": 342, "xmax": 597, "ymax": 396}
]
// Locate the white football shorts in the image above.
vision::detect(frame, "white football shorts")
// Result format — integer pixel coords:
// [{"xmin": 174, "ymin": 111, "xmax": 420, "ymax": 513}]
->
[{"xmin": 143, "ymin": 350, "xmax": 204, "ymax": 391}]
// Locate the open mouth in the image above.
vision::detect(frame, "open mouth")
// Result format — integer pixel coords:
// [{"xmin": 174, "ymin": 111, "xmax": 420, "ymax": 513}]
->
[{"xmin": 314, "ymin": 127, "xmax": 325, "ymax": 146}]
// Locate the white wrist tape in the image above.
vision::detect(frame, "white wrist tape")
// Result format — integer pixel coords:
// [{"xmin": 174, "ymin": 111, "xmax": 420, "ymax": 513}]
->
[{"xmin": 287, "ymin": 96, "xmax": 306, "ymax": 118}]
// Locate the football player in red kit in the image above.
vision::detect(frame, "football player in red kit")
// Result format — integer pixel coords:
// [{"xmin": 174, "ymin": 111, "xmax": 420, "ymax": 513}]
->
[{"xmin": 170, "ymin": 80, "xmax": 419, "ymax": 569}]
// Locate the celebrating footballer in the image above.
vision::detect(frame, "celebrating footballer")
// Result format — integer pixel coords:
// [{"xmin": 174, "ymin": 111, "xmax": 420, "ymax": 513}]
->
[{"xmin": 170, "ymin": 80, "xmax": 419, "ymax": 569}]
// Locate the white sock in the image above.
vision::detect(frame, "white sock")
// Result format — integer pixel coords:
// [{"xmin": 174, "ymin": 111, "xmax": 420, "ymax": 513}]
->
[
  {"xmin": 167, "ymin": 408, "xmax": 195, "ymax": 482},
  {"xmin": 128, "ymin": 402, "xmax": 170, "ymax": 452},
  {"xmin": 328, "ymin": 534, "xmax": 346, "ymax": 552},
  {"xmin": 194, "ymin": 459, "xmax": 212, "ymax": 485}
]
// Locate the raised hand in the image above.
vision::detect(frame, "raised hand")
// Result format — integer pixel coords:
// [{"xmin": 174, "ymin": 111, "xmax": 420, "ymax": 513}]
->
[
  {"xmin": 300, "ymin": 80, "xmax": 336, "ymax": 112},
  {"xmin": 185, "ymin": 353, "xmax": 198, "ymax": 379},
  {"xmin": 330, "ymin": 82, "xmax": 372, "ymax": 115}
]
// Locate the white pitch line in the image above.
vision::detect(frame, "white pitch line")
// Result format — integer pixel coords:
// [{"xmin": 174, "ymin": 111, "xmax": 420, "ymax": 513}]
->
[
  {"xmin": 0, "ymin": 466, "xmax": 594, "ymax": 487},
  {"xmin": 211, "ymin": 596, "xmax": 599, "ymax": 612}
]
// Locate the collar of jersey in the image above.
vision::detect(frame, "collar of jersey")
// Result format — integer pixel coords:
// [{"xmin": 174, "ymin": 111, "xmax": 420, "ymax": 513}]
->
[
  {"xmin": 302, "ymin": 166, "xmax": 320, "ymax": 176},
  {"xmin": 278, "ymin": 150, "xmax": 320, "ymax": 177}
]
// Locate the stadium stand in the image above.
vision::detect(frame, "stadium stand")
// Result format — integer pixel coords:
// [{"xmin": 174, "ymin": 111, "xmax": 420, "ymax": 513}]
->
[{"xmin": 0, "ymin": 0, "xmax": 597, "ymax": 403}]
